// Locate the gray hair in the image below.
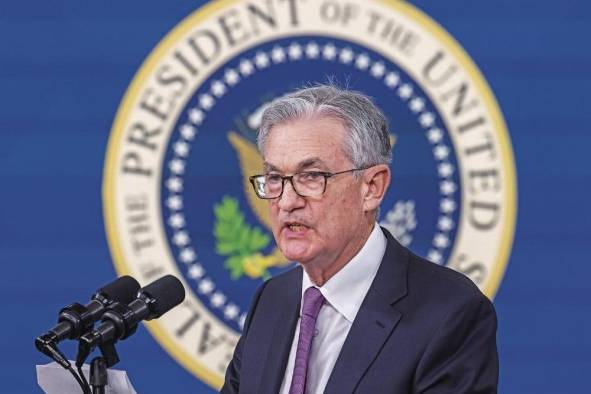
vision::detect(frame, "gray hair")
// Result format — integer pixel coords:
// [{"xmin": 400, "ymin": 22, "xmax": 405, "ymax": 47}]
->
[{"xmin": 258, "ymin": 84, "xmax": 392, "ymax": 167}]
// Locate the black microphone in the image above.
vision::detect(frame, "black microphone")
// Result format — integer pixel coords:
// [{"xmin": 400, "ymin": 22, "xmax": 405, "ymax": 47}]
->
[
  {"xmin": 77, "ymin": 275, "xmax": 185, "ymax": 364},
  {"xmin": 35, "ymin": 275, "xmax": 140, "ymax": 367}
]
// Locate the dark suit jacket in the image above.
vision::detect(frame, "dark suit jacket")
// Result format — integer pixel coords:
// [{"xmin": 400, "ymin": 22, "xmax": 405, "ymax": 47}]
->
[{"xmin": 221, "ymin": 229, "xmax": 498, "ymax": 393}]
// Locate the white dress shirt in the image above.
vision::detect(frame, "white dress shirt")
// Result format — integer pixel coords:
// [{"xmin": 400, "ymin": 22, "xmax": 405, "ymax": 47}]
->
[{"xmin": 279, "ymin": 224, "xmax": 387, "ymax": 394}]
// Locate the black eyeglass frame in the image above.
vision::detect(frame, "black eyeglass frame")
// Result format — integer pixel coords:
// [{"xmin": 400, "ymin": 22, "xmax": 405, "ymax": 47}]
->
[{"xmin": 248, "ymin": 167, "xmax": 367, "ymax": 199}]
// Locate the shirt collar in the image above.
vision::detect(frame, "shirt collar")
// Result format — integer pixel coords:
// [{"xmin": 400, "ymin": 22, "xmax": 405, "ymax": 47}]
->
[{"xmin": 301, "ymin": 223, "xmax": 387, "ymax": 323}]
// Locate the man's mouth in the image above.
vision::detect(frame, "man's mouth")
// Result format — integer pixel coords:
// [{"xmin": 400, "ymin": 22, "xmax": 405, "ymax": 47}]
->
[{"xmin": 284, "ymin": 222, "xmax": 309, "ymax": 233}]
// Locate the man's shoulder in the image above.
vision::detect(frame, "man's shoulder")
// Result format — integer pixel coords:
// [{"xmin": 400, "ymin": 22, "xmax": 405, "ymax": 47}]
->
[
  {"xmin": 400, "ymin": 249, "xmax": 494, "ymax": 329},
  {"xmin": 380, "ymin": 228, "xmax": 490, "ymax": 314},
  {"xmin": 407, "ymin": 250, "xmax": 483, "ymax": 300},
  {"xmin": 381, "ymin": 241, "xmax": 497, "ymax": 353}
]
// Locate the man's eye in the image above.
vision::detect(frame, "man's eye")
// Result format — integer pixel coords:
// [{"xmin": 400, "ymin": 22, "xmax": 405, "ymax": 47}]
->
[
  {"xmin": 300, "ymin": 172, "xmax": 323, "ymax": 181},
  {"xmin": 265, "ymin": 174, "xmax": 282, "ymax": 183}
]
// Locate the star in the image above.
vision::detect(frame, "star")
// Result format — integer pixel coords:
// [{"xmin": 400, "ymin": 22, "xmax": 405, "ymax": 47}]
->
[
  {"xmin": 440, "ymin": 198, "xmax": 457, "ymax": 213},
  {"xmin": 427, "ymin": 250, "xmax": 442, "ymax": 264},
  {"xmin": 189, "ymin": 108, "xmax": 204, "ymax": 125},
  {"xmin": 434, "ymin": 145, "xmax": 450, "ymax": 160},
  {"xmin": 224, "ymin": 68, "xmax": 240, "ymax": 85},
  {"xmin": 397, "ymin": 83, "xmax": 413, "ymax": 99},
  {"xmin": 166, "ymin": 177, "xmax": 183, "ymax": 192},
  {"xmin": 419, "ymin": 112, "xmax": 435, "ymax": 128},
  {"xmin": 339, "ymin": 47, "xmax": 354, "ymax": 63},
  {"xmin": 322, "ymin": 43, "xmax": 337, "ymax": 60},
  {"xmin": 370, "ymin": 62, "xmax": 385, "ymax": 78},
  {"xmin": 211, "ymin": 80, "xmax": 226, "ymax": 97},
  {"xmin": 173, "ymin": 141, "xmax": 189, "ymax": 157},
  {"xmin": 287, "ymin": 43, "xmax": 303, "ymax": 59},
  {"xmin": 210, "ymin": 292, "xmax": 227, "ymax": 308},
  {"xmin": 438, "ymin": 162, "xmax": 454, "ymax": 177},
  {"xmin": 427, "ymin": 128, "xmax": 443, "ymax": 143},
  {"xmin": 239, "ymin": 59, "xmax": 254, "ymax": 76},
  {"xmin": 440, "ymin": 180, "xmax": 457, "ymax": 195},
  {"xmin": 188, "ymin": 264, "xmax": 204, "ymax": 279},
  {"xmin": 254, "ymin": 51, "xmax": 270, "ymax": 68},
  {"xmin": 180, "ymin": 124, "xmax": 196, "ymax": 140},
  {"xmin": 179, "ymin": 247, "xmax": 196, "ymax": 263},
  {"xmin": 172, "ymin": 231, "xmax": 190, "ymax": 246},
  {"xmin": 198, "ymin": 278, "xmax": 214, "ymax": 294},
  {"xmin": 166, "ymin": 195, "xmax": 183, "ymax": 210},
  {"xmin": 409, "ymin": 98, "xmax": 425, "ymax": 113},
  {"xmin": 168, "ymin": 159, "xmax": 185, "ymax": 175},
  {"xmin": 224, "ymin": 303, "xmax": 239, "ymax": 319},
  {"xmin": 438, "ymin": 216, "xmax": 454, "ymax": 231},
  {"xmin": 168, "ymin": 213, "xmax": 185, "ymax": 228},
  {"xmin": 199, "ymin": 94, "xmax": 214, "ymax": 110},
  {"xmin": 305, "ymin": 42, "xmax": 320, "ymax": 58},
  {"xmin": 355, "ymin": 53, "xmax": 370, "ymax": 70},
  {"xmin": 384, "ymin": 72, "xmax": 399, "ymax": 88},
  {"xmin": 271, "ymin": 46, "xmax": 286, "ymax": 63},
  {"xmin": 434, "ymin": 233, "xmax": 450, "ymax": 248}
]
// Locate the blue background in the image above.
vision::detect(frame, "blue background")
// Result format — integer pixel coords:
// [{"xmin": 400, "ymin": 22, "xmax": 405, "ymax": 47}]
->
[{"xmin": 1, "ymin": 1, "xmax": 589, "ymax": 393}]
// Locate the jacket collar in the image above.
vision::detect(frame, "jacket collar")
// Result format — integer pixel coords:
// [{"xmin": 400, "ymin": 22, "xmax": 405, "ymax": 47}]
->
[{"xmin": 323, "ymin": 227, "xmax": 409, "ymax": 393}]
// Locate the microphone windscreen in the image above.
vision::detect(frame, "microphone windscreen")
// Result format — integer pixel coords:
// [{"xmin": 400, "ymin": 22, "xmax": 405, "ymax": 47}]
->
[
  {"xmin": 95, "ymin": 275, "xmax": 140, "ymax": 304},
  {"xmin": 140, "ymin": 275, "xmax": 185, "ymax": 318}
]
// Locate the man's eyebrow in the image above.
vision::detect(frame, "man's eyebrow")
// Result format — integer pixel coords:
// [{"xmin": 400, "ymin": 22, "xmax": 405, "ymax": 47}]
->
[
  {"xmin": 263, "ymin": 162, "xmax": 279, "ymax": 173},
  {"xmin": 297, "ymin": 158, "xmax": 327, "ymax": 170},
  {"xmin": 263, "ymin": 158, "xmax": 328, "ymax": 173}
]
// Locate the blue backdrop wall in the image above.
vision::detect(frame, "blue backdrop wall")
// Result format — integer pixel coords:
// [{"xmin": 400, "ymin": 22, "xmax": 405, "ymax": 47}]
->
[{"xmin": 1, "ymin": 1, "xmax": 590, "ymax": 393}]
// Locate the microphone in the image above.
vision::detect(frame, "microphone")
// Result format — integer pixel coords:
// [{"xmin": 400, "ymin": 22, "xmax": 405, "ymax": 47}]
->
[
  {"xmin": 35, "ymin": 275, "xmax": 140, "ymax": 367},
  {"xmin": 77, "ymin": 275, "xmax": 185, "ymax": 364}
]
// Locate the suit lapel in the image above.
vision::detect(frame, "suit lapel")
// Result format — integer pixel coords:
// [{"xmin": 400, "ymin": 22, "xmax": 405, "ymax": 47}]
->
[
  {"xmin": 324, "ymin": 229, "xmax": 409, "ymax": 393},
  {"xmin": 258, "ymin": 267, "xmax": 302, "ymax": 394}
]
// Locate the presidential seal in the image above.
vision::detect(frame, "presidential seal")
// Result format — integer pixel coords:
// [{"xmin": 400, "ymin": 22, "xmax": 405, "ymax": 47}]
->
[{"xmin": 103, "ymin": 0, "xmax": 517, "ymax": 389}]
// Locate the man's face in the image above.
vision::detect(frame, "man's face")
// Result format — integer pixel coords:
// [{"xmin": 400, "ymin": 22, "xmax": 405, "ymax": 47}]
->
[{"xmin": 263, "ymin": 116, "xmax": 369, "ymax": 270}]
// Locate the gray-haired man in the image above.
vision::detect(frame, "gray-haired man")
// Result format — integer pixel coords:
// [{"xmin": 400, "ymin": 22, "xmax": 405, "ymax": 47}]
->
[{"xmin": 221, "ymin": 85, "xmax": 498, "ymax": 394}]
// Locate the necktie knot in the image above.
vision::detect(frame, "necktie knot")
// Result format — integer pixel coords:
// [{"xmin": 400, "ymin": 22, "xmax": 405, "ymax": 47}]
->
[{"xmin": 302, "ymin": 287, "xmax": 325, "ymax": 318}]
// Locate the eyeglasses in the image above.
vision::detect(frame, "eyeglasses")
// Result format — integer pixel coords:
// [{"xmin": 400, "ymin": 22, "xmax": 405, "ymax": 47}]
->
[{"xmin": 249, "ymin": 168, "xmax": 365, "ymax": 199}]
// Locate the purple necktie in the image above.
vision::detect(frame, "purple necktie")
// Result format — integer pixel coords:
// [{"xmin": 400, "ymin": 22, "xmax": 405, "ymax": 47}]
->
[{"xmin": 289, "ymin": 287, "xmax": 325, "ymax": 394}]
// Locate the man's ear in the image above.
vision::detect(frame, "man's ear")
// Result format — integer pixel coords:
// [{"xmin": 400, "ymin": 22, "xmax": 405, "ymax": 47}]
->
[{"xmin": 362, "ymin": 164, "xmax": 391, "ymax": 212}]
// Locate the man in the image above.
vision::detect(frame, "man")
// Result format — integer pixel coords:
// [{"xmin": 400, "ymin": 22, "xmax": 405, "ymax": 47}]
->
[{"xmin": 221, "ymin": 85, "xmax": 498, "ymax": 393}]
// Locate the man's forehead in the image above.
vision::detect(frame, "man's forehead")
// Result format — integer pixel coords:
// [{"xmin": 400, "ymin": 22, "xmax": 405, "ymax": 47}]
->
[{"xmin": 261, "ymin": 116, "xmax": 351, "ymax": 171}]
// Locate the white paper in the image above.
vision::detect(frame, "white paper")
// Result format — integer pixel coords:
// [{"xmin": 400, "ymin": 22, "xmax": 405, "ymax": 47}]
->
[{"xmin": 37, "ymin": 361, "xmax": 137, "ymax": 394}]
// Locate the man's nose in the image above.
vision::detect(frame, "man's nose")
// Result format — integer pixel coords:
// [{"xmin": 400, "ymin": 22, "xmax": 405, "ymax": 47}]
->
[{"xmin": 277, "ymin": 179, "xmax": 305, "ymax": 211}]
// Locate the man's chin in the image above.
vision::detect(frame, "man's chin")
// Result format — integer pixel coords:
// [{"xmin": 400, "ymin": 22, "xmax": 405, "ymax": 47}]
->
[{"xmin": 278, "ymin": 240, "xmax": 313, "ymax": 263}]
